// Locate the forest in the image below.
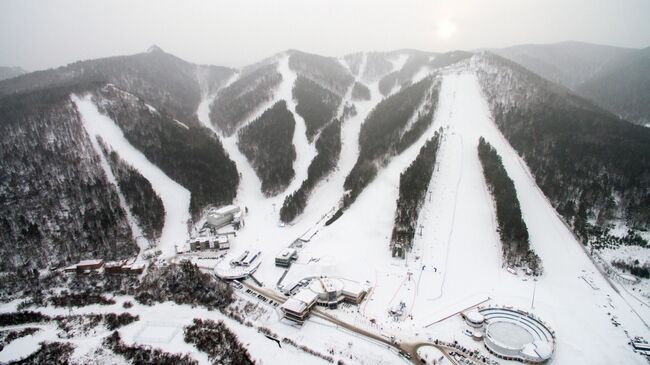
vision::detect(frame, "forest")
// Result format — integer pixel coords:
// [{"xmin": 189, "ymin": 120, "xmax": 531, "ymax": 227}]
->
[
  {"xmin": 210, "ymin": 63, "xmax": 282, "ymax": 136},
  {"xmin": 0, "ymin": 46, "xmax": 234, "ymax": 123},
  {"xmin": 238, "ymin": 101, "xmax": 297, "ymax": 196},
  {"xmin": 280, "ymin": 119, "xmax": 342, "ymax": 222},
  {"xmin": 351, "ymin": 82, "xmax": 371, "ymax": 101},
  {"xmin": 390, "ymin": 131, "xmax": 442, "ymax": 258},
  {"xmin": 288, "ymin": 50, "xmax": 354, "ymax": 95},
  {"xmin": 0, "ymin": 84, "xmax": 138, "ymax": 272},
  {"xmin": 362, "ymin": 52, "xmax": 394, "ymax": 82},
  {"xmin": 104, "ymin": 331, "xmax": 197, "ymax": 365},
  {"xmin": 101, "ymin": 140, "xmax": 165, "ymax": 242},
  {"xmin": 378, "ymin": 53, "xmax": 430, "ymax": 96},
  {"xmin": 292, "ymin": 75, "xmax": 342, "ymax": 141},
  {"xmin": 184, "ymin": 319, "xmax": 254, "ymax": 365},
  {"xmin": 478, "ymin": 138, "xmax": 542, "ymax": 274},
  {"xmin": 95, "ymin": 85, "xmax": 239, "ymax": 217},
  {"xmin": 134, "ymin": 261, "xmax": 234, "ymax": 310},
  {"xmin": 343, "ymin": 77, "xmax": 438, "ymax": 208},
  {"xmin": 476, "ymin": 53, "xmax": 650, "ymax": 246}
]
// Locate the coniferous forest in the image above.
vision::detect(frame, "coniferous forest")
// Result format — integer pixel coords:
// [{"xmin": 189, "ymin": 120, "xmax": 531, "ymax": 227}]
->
[
  {"xmin": 478, "ymin": 137, "xmax": 542, "ymax": 274},
  {"xmin": 95, "ymin": 85, "xmax": 239, "ymax": 217},
  {"xmin": 476, "ymin": 53, "xmax": 650, "ymax": 247},
  {"xmin": 390, "ymin": 130, "xmax": 442, "ymax": 258},
  {"xmin": 351, "ymin": 82, "xmax": 371, "ymax": 101},
  {"xmin": 210, "ymin": 63, "xmax": 282, "ymax": 136},
  {"xmin": 238, "ymin": 101, "xmax": 296, "ymax": 196},
  {"xmin": 100, "ymin": 140, "xmax": 165, "ymax": 242},
  {"xmin": 343, "ymin": 77, "xmax": 439, "ymax": 208},
  {"xmin": 292, "ymin": 75, "xmax": 342, "ymax": 142},
  {"xmin": 280, "ymin": 119, "xmax": 342, "ymax": 222}
]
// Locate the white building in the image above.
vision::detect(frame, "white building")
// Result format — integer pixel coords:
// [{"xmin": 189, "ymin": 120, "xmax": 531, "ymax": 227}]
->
[
  {"xmin": 206, "ymin": 205, "xmax": 241, "ymax": 229},
  {"xmin": 281, "ymin": 289, "xmax": 318, "ymax": 323}
]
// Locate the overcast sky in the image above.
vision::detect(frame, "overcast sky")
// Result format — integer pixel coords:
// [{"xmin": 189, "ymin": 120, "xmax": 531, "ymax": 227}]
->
[{"xmin": 1, "ymin": 0, "xmax": 649, "ymax": 71}]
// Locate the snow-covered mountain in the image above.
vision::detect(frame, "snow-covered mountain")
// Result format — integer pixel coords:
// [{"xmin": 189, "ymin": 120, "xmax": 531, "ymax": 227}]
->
[{"xmin": 1, "ymin": 44, "xmax": 649, "ymax": 365}]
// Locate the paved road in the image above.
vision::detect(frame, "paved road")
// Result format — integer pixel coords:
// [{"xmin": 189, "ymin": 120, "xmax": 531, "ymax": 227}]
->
[{"xmin": 241, "ymin": 280, "xmax": 461, "ymax": 365}]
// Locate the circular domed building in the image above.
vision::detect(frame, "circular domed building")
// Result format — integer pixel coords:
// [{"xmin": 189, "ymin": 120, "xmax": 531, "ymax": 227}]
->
[{"xmin": 479, "ymin": 307, "xmax": 555, "ymax": 363}]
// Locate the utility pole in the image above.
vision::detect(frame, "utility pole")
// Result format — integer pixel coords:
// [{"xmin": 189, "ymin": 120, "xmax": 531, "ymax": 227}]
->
[{"xmin": 531, "ymin": 278, "xmax": 537, "ymax": 310}]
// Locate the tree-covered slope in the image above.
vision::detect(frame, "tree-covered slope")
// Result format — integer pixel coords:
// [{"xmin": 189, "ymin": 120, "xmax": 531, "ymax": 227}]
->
[
  {"xmin": 0, "ymin": 66, "xmax": 26, "ymax": 81},
  {"xmin": 0, "ymin": 46, "xmax": 235, "ymax": 122},
  {"xmin": 93, "ymin": 84, "xmax": 239, "ymax": 216},
  {"xmin": 343, "ymin": 76, "xmax": 440, "ymax": 207},
  {"xmin": 292, "ymin": 75, "xmax": 342, "ymax": 142},
  {"xmin": 288, "ymin": 50, "xmax": 354, "ymax": 96},
  {"xmin": 378, "ymin": 53, "xmax": 430, "ymax": 96},
  {"xmin": 280, "ymin": 119, "xmax": 342, "ymax": 223},
  {"xmin": 577, "ymin": 47, "xmax": 650, "ymax": 126},
  {"xmin": 478, "ymin": 138, "xmax": 541, "ymax": 274},
  {"xmin": 210, "ymin": 63, "xmax": 282, "ymax": 136},
  {"xmin": 237, "ymin": 101, "xmax": 296, "ymax": 196},
  {"xmin": 474, "ymin": 53, "xmax": 650, "ymax": 245},
  {"xmin": 390, "ymin": 131, "xmax": 442, "ymax": 258},
  {"xmin": 0, "ymin": 84, "xmax": 138, "ymax": 271},
  {"xmin": 100, "ymin": 140, "xmax": 165, "ymax": 242}
]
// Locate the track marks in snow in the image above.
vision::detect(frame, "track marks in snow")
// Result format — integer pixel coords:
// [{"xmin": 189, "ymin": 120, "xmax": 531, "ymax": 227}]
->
[{"xmin": 73, "ymin": 94, "xmax": 190, "ymax": 259}]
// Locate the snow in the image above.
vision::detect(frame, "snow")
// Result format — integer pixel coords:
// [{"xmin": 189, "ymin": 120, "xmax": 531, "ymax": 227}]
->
[
  {"xmin": 390, "ymin": 53, "xmax": 410, "ymax": 73},
  {"xmin": 0, "ymin": 330, "xmax": 46, "ymax": 363},
  {"xmin": 173, "ymin": 119, "xmax": 189, "ymax": 130},
  {"xmin": 18, "ymin": 61, "xmax": 644, "ymax": 365},
  {"xmin": 144, "ymin": 103, "xmax": 158, "ymax": 114},
  {"xmin": 407, "ymin": 72, "xmax": 650, "ymax": 364},
  {"xmin": 0, "ymin": 294, "xmax": 398, "ymax": 365},
  {"xmin": 73, "ymin": 94, "xmax": 191, "ymax": 258},
  {"xmin": 276, "ymin": 55, "xmax": 317, "ymax": 197},
  {"xmin": 72, "ymin": 96, "xmax": 149, "ymax": 254},
  {"xmin": 259, "ymin": 71, "xmax": 649, "ymax": 364}
]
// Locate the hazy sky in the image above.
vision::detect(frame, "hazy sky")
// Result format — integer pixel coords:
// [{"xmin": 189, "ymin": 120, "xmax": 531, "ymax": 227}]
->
[{"xmin": 1, "ymin": 0, "xmax": 649, "ymax": 71}]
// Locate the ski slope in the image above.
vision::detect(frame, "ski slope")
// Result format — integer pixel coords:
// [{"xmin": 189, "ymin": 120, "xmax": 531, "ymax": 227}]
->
[
  {"xmin": 425, "ymin": 72, "xmax": 650, "ymax": 364},
  {"xmin": 282, "ymin": 72, "xmax": 650, "ymax": 364},
  {"xmin": 73, "ymin": 94, "xmax": 191, "ymax": 259},
  {"xmin": 196, "ymin": 63, "xmax": 649, "ymax": 364},
  {"xmin": 196, "ymin": 54, "xmax": 328, "ymax": 283}
]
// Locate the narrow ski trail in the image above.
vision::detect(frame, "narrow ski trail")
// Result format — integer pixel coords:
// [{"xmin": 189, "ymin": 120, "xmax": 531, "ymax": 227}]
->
[{"xmin": 73, "ymin": 94, "xmax": 191, "ymax": 259}]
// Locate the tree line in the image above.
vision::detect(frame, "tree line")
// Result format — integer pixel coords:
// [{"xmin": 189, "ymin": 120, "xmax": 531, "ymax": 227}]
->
[
  {"xmin": 390, "ymin": 130, "xmax": 442, "ymax": 258},
  {"xmin": 478, "ymin": 138, "xmax": 542, "ymax": 275}
]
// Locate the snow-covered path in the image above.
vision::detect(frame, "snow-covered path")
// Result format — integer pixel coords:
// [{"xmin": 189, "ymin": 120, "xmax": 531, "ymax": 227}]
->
[
  {"xmin": 277, "ymin": 56, "xmax": 317, "ymax": 198},
  {"xmin": 73, "ymin": 94, "xmax": 191, "ymax": 259},
  {"xmin": 285, "ymin": 72, "xmax": 446, "ymax": 327},
  {"xmin": 196, "ymin": 54, "xmax": 325, "ymax": 283},
  {"xmin": 292, "ymin": 53, "xmax": 383, "ymax": 226}
]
